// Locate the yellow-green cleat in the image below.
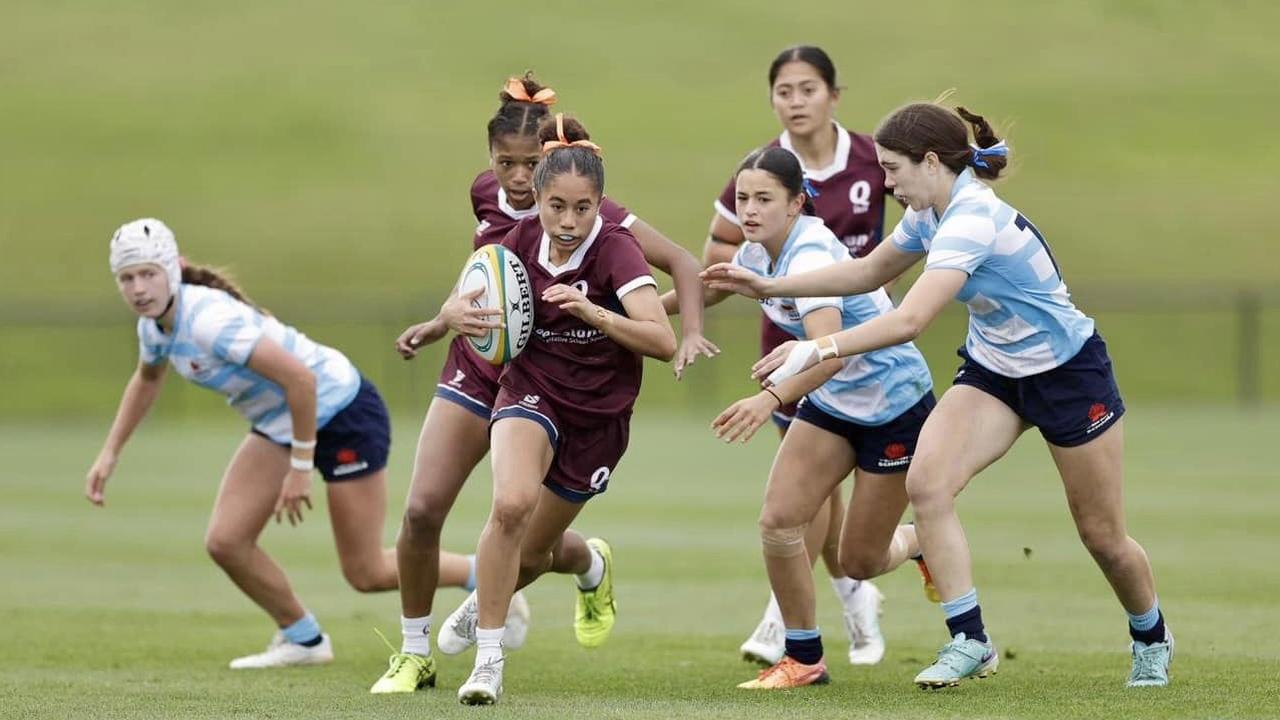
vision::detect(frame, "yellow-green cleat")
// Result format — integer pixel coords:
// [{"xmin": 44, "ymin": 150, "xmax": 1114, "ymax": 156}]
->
[
  {"xmin": 369, "ymin": 652, "xmax": 437, "ymax": 694},
  {"xmin": 574, "ymin": 538, "xmax": 616, "ymax": 648}
]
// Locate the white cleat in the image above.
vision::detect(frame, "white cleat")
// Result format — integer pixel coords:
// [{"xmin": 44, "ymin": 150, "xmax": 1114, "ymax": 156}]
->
[
  {"xmin": 739, "ymin": 617, "xmax": 785, "ymax": 667},
  {"xmin": 844, "ymin": 581, "xmax": 886, "ymax": 665},
  {"xmin": 457, "ymin": 657, "xmax": 504, "ymax": 705},
  {"xmin": 438, "ymin": 590, "xmax": 532, "ymax": 655},
  {"xmin": 504, "ymin": 591, "xmax": 531, "ymax": 650},
  {"xmin": 229, "ymin": 633, "xmax": 333, "ymax": 669}
]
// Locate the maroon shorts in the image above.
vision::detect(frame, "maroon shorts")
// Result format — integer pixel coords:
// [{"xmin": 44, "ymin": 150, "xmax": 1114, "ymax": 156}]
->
[
  {"xmin": 434, "ymin": 336, "xmax": 502, "ymax": 418},
  {"xmin": 490, "ymin": 386, "xmax": 630, "ymax": 504},
  {"xmin": 761, "ymin": 315, "xmax": 799, "ymax": 428}
]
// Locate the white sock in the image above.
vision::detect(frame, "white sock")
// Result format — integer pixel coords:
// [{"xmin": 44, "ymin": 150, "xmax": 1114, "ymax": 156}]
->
[
  {"xmin": 575, "ymin": 545, "xmax": 605, "ymax": 590},
  {"xmin": 475, "ymin": 626, "xmax": 504, "ymax": 666},
  {"xmin": 763, "ymin": 593, "xmax": 783, "ymax": 625},
  {"xmin": 832, "ymin": 576, "xmax": 861, "ymax": 602},
  {"xmin": 400, "ymin": 614, "xmax": 432, "ymax": 656}
]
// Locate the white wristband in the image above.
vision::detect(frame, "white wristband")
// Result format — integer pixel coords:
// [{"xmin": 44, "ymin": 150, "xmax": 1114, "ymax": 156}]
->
[
  {"xmin": 290, "ymin": 438, "xmax": 317, "ymax": 450},
  {"xmin": 290, "ymin": 456, "xmax": 314, "ymax": 472}
]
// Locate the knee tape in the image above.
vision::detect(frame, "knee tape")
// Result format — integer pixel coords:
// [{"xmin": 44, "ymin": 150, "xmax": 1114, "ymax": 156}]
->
[{"xmin": 760, "ymin": 523, "xmax": 808, "ymax": 558}]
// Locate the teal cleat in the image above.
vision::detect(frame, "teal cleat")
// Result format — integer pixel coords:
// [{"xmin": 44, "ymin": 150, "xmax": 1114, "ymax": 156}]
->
[
  {"xmin": 913, "ymin": 633, "xmax": 998, "ymax": 689},
  {"xmin": 1127, "ymin": 630, "xmax": 1173, "ymax": 687}
]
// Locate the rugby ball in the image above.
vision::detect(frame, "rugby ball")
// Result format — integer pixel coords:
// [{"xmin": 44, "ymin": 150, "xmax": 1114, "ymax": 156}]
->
[{"xmin": 456, "ymin": 245, "xmax": 535, "ymax": 364}]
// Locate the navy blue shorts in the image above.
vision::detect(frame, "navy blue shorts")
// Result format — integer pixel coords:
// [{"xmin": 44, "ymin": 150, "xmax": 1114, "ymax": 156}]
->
[
  {"xmin": 794, "ymin": 392, "xmax": 936, "ymax": 474},
  {"xmin": 252, "ymin": 377, "xmax": 391, "ymax": 482},
  {"xmin": 952, "ymin": 332, "xmax": 1125, "ymax": 447}
]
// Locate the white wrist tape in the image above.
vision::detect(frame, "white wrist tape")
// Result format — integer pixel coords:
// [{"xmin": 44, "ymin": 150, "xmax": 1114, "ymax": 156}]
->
[
  {"xmin": 766, "ymin": 340, "xmax": 819, "ymax": 386},
  {"xmin": 816, "ymin": 336, "xmax": 840, "ymax": 361},
  {"xmin": 290, "ymin": 456, "xmax": 314, "ymax": 472},
  {"xmin": 290, "ymin": 438, "xmax": 317, "ymax": 450}
]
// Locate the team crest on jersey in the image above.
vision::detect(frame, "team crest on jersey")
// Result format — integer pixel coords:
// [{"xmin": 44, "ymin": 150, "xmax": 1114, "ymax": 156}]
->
[
  {"xmin": 849, "ymin": 180, "xmax": 872, "ymax": 214},
  {"xmin": 572, "ymin": 280, "xmax": 589, "ymax": 295}
]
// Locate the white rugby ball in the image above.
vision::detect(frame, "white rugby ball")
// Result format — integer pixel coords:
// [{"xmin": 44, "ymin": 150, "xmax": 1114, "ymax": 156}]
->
[{"xmin": 456, "ymin": 245, "xmax": 535, "ymax": 365}]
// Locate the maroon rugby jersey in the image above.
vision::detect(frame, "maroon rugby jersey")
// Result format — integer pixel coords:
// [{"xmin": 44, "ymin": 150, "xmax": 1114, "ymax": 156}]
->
[
  {"xmin": 715, "ymin": 125, "xmax": 890, "ymax": 258},
  {"xmin": 498, "ymin": 215, "xmax": 657, "ymax": 421},
  {"xmin": 471, "ymin": 170, "xmax": 637, "ymax": 250}
]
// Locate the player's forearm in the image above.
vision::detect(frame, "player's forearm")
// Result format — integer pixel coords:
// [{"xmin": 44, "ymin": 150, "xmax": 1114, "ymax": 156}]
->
[
  {"xmin": 100, "ymin": 370, "xmax": 162, "ymax": 457},
  {"xmin": 667, "ymin": 249, "xmax": 707, "ymax": 335},
  {"xmin": 827, "ymin": 309, "xmax": 923, "ymax": 360},
  {"xmin": 770, "ymin": 358, "xmax": 842, "ymax": 406},
  {"xmin": 282, "ymin": 370, "xmax": 319, "ymax": 446},
  {"xmin": 770, "ymin": 258, "xmax": 879, "ymax": 298},
  {"xmin": 597, "ymin": 312, "xmax": 677, "ymax": 361}
]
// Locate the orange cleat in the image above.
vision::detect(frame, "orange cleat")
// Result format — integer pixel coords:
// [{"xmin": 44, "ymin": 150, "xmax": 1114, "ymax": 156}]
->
[
  {"xmin": 915, "ymin": 558, "xmax": 942, "ymax": 604},
  {"xmin": 736, "ymin": 656, "xmax": 830, "ymax": 689}
]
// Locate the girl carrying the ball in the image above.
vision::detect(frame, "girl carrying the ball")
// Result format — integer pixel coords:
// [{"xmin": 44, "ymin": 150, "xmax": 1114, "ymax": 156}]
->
[
  {"xmin": 442, "ymin": 113, "xmax": 674, "ymax": 705},
  {"xmin": 706, "ymin": 102, "xmax": 1172, "ymax": 689},
  {"xmin": 372, "ymin": 75, "xmax": 712, "ymax": 695},
  {"xmin": 88, "ymin": 219, "xmax": 404, "ymax": 669}
]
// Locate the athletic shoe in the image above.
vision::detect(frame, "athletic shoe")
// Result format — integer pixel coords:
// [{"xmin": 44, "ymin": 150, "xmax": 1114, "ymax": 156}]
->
[
  {"xmin": 1127, "ymin": 629, "xmax": 1174, "ymax": 687},
  {"xmin": 736, "ymin": 656, "xmax": 830, "ymax": 689},
  {"xmin": 739, "ymin": 617, "xmax": 785, "ymax": 667},
  {"xmin": 437, "ymin": 590, "xmax": 532, "ymax": 655},
  {"xmin": 369, "ymin": 652, "xmax": 437, "ymax": 693},
  {"xmin": 457, "ymin": 657, "xmax": 504, "ymax": 705},
  {"xmin": 843, "ymin": 581, "xmax": 886, "ymax": 665},
  {"xmin": 915, "ymin": 558, "xmax": 942, "ymax": 603},
  {"xmin": 913, "ymin": 633, "xmax": 998, "ymax": 688},
  {"xmin": 574, "ymin": 538, "xmax": 616, "ymax": 648},
  {"xmin": 229, "ymin": 633, "xmax": 333, "ymax": 669}
]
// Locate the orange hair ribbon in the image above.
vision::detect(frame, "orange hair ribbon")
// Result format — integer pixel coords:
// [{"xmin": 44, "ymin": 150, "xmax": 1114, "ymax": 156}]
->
[
  {"xmin": 541, "ymin": 113, "xmax": 602, "ymax": 156},
  {"xmin": 503, "ymin": 77, "xmax": 557, "ymax": 105}
]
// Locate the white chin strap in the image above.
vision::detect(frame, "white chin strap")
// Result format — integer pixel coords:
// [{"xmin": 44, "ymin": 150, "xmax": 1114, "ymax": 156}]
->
[{"xmin": 109, "ymin": 218, "xmax": 181, "ymax": 295}]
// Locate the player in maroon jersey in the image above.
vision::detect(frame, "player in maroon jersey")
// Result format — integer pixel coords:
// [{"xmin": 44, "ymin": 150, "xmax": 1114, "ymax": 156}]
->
[
  {"xmin": 369, "ymin": 76, "xmax": 712, "ymax": 695},
  {"xmin": 697, "ymin": 46, "xmax": 927, "ymax": 667},
  {"xmin": 435, "ymin": 113, "xmax": 674, "ymax": 705}
]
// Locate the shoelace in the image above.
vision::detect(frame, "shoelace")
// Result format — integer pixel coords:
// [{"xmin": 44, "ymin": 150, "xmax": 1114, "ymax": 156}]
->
[
  {"xmin": 371, "ymin": 627, "xmax": 428, "ymax": 675},
  {"xmin": 1130, "ymin": 645, "xmax": 1167, "ymax": 681},
  {"xmin": 933, "ymin": 638, "xmax": 985, "ymax": 672},
  {"xmin": 470, "ymin": 658, "xmax": 504, "ymax": 684},
  {"xmin": 452, "ymin": 601, "xmax": 478, "ymax": 638}
]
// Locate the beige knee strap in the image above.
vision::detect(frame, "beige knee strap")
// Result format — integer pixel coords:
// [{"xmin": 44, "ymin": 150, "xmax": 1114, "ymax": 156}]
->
[{"xmin": 760, "ymin": 523, "xmax": 808, "ymax": 557}]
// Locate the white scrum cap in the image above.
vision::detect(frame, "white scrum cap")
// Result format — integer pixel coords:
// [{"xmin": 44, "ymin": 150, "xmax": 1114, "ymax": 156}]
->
[{"xmin": 109, "ymin": 218, "xmax": 181, "ymax": 294}]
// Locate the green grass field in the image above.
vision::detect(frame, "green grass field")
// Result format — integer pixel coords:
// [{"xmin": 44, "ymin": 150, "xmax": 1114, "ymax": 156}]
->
[{"xmin": 3, "ymin": 409, "xmax": 1277, "ymax": 719}]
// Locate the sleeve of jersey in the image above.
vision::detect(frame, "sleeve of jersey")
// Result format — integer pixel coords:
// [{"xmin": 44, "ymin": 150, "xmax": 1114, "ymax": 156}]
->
[
  {"xmin": 888, "ymin": 211, "xmax": 927, "ymax": 254},
  {"xmin": 786, "ymin": 246, "xmax": 843, "ymax": 317},
  {"xmin": 924, "ymin": 211, "xmax": 996, "ymax": 276},
  {"xmin": 136, "ymin": 320, "xmax": 167, "ymax": 365},
  {"xmin": 712, "ymin": 177, "xmax": 739, "ymax": 227},
  {"xmin": 608, "ymin": 232, "xmax": 659, "ymax": 300},
  {"xmin": 190, "ymin": 302, "xmax": 265, "ymax": 366},
  {"xmin": 600, "ymin": 198, "xmax": 637, "ymax": 229}
]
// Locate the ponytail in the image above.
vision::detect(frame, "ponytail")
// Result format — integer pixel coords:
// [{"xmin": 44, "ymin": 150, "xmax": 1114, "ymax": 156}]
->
[{"xmin": 181, "ymin": 262, "xmax": 268, "ymax": 314}]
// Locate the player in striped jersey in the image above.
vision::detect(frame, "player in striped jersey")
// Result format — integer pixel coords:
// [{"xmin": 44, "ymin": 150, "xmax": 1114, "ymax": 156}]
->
[
  {"xmin": 686, "ymin": 147, "xmax": 934, "ymax": 689},
  {"xmin": 698, "ymin": 45, "xmax": 927, "ymax": 668},
  {"xmin": 706, "ymin": 102, "xmax": 1172, "ymax": 689},
  {"xmin": 87, "ymin": 218, "xmax": 438, "ymax": 669},
  {"xmin": 373, "ymin": 76, "xmax": 713, "ymax": 694}
]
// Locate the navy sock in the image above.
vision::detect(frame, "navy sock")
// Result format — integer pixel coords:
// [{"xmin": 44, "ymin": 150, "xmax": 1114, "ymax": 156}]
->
[
  {"xmin": 944, "ymin": 606, "xmax": 987, "ymax": 643},
  {"xmin": 1129, "ymin": 610, "xmax": 1166, "ymax": 645},
  {"xmin": 783, "ymin": 630, "xmax": 824, "ymax": 665},
  {"xmin": 298, "ymin": 634, "xmax": 324, "ymax": 647}
]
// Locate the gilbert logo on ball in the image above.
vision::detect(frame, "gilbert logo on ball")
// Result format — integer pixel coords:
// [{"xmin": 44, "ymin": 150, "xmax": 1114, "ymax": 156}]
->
[{"xmin": 457, "ymin": 245, "xmax": 535, "ymax": 364}]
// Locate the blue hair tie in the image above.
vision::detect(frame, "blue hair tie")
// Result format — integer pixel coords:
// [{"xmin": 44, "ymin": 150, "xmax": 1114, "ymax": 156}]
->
[
  {"xmin": 969, "ymin": 140, "xmax": 1009, "ymax": 169},
  {"xmin": 801, "ymin": 178, "xmax": 820, "ymax": 199}
]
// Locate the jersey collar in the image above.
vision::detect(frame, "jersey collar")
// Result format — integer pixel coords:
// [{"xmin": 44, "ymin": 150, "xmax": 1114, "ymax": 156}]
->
[
  {"xmin": 498, "ymin": 186, "xmax": 540, "ymax": 221},
  {"xmin": 538, "ymin": 215, "xmax": 604, "ymax": 276},
  {"xmin": 779, "ymin": 123, "xmax": 850, "ymax": 183}
]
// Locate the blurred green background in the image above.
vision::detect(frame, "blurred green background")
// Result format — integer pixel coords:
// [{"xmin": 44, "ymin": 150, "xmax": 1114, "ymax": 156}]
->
[{"xmin": 3, "ymin": 0, "xmax": 1279, "ymax": 420}]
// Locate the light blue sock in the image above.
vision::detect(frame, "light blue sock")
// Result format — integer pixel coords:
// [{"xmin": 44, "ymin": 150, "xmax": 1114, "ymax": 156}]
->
[
  {"xmin": 941, "ymin": 588, "xmax": 978, "ymax": 619},
  {"xmin": 463, "ymin": 554, "xmax": 478, "ymax": 592},
  {"xmin": 784, "ymin": 628, "xmax": 821, "ymax": 641},
  {"xmin": 1127, "ymin": 598, "xmax": 1160, "ymax": 632},
  {"xmin": 281, "ymin": 612, "xmax": 322, "ymax": 645}
]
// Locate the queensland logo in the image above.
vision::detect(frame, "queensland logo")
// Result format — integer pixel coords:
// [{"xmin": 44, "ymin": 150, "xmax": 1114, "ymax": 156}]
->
[
  {"xmin": 449, "ymin": 370, "xmax": 465, "ymax": 387},
  {"xmin": 849, "ymin": 180, "xmax": 872, "ymax": 214},
  {"xmin": 520, "ymin": 394, "xmax": 540, "ymax": 407},
  {"xmin": 333, "ymin": 447, "xmax": 369, "ymax": 477}
]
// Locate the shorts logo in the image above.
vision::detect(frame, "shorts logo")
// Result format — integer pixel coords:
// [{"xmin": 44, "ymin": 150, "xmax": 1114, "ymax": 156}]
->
[
  {"xmin": 520, "ymin": 394, "xmax": 541, "ymax": 407},
  {"xmin": 450, "ymin": 370, "xmax": 465, "ymax": 387},
  {"xmin": 955, "ymin": 368, "xmax": 966, "ymax": 380},
  {"xmin": 332, "ymin": 447, "xmax": 370, "ymax": 477},
  {"xmin": 1085, "ymin": 402, "xmax": 1115, "ymax": 435},
  {"xmin": 878, "ymin": 442, "xmax": 912, "ymax": 469}
]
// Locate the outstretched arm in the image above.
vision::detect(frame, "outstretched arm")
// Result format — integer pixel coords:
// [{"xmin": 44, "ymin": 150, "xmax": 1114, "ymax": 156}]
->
[{"xmin": 85, "ymin": 361, "xmax": 167, "ymax": 506}]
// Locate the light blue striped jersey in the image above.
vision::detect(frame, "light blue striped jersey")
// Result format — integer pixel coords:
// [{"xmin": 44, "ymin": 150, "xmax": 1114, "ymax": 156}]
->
[
  {"xmin": 137, "ymin": 284, "xmax": 361, "ymax": 443},
  {"xmin": 733, "ymin": 215, "xmax": 933, "ymax": 425},
  {"xmin": 889, "ymin": 169, "xmax": 1095, "ymax": 378}
]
